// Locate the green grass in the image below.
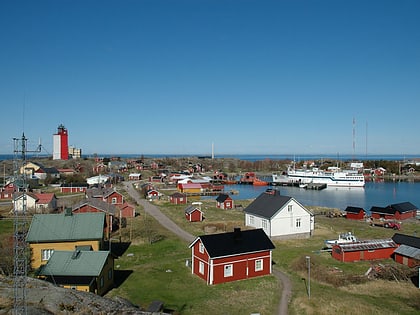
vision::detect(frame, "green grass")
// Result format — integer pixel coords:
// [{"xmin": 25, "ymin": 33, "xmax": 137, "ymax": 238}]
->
[
  {"xmin": 107, "ymin": 214, "xmax": 279, "ymax": 314},
  {"xmin": 106, "ymin": 194, "xmax": 420, "ymax": 315}
]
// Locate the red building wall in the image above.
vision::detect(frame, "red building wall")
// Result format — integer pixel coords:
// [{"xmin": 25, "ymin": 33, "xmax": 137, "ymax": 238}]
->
[
  {"xmin": 394, "ymin": 253, "xmax": 420, "ymax": 268},
  {"xmin": 332, "ymin": 246, "xmax": 396, "ymax": 262},
  {"xmin": 60, "ymin": 187, "xmax": 87, "ymax": 194},
  {"xmin": 191, "ymin": 240, "xmax": 272, "ymax": 285},
  {"xmin": 186, "ymin": 209, "xmax": 202, "ymax": 222},
  {"xmin": 346, "ymin": 212, "xmax": 364, "ymax": 220}
]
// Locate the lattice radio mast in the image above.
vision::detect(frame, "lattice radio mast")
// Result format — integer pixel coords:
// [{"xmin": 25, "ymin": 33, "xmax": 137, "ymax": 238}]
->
[{"xmin": 12, "ymin": 133, "xmax": 41, "ymax": 314}]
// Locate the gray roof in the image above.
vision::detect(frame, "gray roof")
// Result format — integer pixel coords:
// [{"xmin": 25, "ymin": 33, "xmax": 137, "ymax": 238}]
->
[
  {"xmin": 185, "ymin": 205, "xmax": 201, "ymax": 214},
  {"xmin": 394, "ymin": 244, "xmax": 420, "ymax": 260},
  {"xmin": 38, "ymin": 250, "xmax": 110, "ymax": 276},
  {"xmin": 244, "ymin": 190, "xmax": 295, "ymax": 219},
  {"xmin": 26, "ymin": 212, "xmax": 105, "ymax": 242},
  {"xmin": 72, "ymin": 198, "xmax": 117, "ymax": 215}
]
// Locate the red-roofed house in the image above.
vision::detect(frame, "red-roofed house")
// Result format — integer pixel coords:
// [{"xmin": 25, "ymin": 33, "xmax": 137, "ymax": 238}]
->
[{"xmin": 34, "ymin": 193, "xmax": 58, "ymax": 213}]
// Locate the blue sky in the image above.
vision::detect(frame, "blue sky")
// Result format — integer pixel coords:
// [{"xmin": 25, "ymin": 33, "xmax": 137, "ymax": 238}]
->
[{"xmin": 1, "ymin": 0, "xmax": 419, "ymax": 156}]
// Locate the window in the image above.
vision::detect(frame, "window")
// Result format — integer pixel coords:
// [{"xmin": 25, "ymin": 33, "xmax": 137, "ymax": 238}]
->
[
  {"xmin": 111, "ymin": 197, "xmax": 117, "ymax": 204},
  {"xmin": 199, "ymin": 243, "xmax": 204, "ymax": 254},
  {"xmin": 255, "ymin": 259, "xmax": 263, "ymax": 271},
  {"xmin": 288, "ymin": 205, "xmax": 293, "ymax": 212},
  {"xmin": 108, "ymin": 268, "xmax": 113, "ymax": 280},
  {"xmin": 224, "ymin": 264, "xmax": 233, "ymax": 277},
  {"xmin": 199, "ymin": 262, "xmax": 204, "ymax": 274},
  {"xmin": 262, "ymin": 219, "xmax": 267, "ymax": 230},
  {"xmin": 296, "ymin": 218, "xmax": 301, "ymax": 228},
  {"xmin": 249, "ymin": 215, "xmax": 254, "ymax": 225},
  {"xmin": 41, "ymin": 249, "xmax": 54, "ymax": 261},
  {"xmin": 100, "ymin": 276, "xmax": 104, "ymax": 288}
]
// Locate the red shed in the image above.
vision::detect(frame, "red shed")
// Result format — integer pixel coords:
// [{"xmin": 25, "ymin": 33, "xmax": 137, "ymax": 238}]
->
[
  {"xmin": 60, "ymin": 183, "xmax": 89, "ymax": 194},
  {"xmin": 118, "ymin": 202, "xmax": 136, "ymax": 218},
  {"xmin": 332, "ymin": 239, "xmax": 397, "ymax": 262},
  {"xmin": 392, "ymin": 233, "xmax": 420, "ymax": 268},
  {"xmin": 344, "ymin": 206, "xmax": 366, "ymax": 220},
  {"xmin": 185, "ymin": 205, "xmax": 203, "ymax": 222},
  {"xmin": 370, "ymin": 202, "xmax": 417, "ymax": 221},
  {"xmin": 170, "ymin": 192, "xmax": 187, "ymax": 205},
  {"xmin": 216, "ymin": 193, "xmax": 234, "ymax": 209},
  {"xmin": 189, "ymin": 228, "xmax": 275, "ymax": 285}
]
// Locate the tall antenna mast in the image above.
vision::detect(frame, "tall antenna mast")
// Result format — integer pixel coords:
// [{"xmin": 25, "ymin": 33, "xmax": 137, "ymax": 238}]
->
[
  {"xmin": 352, "ymin": 117, "xmax": 356, "ymax": 161},
  {"xmin": 12, "ymin": 133, "xmax": 41, "ymax": 314}
]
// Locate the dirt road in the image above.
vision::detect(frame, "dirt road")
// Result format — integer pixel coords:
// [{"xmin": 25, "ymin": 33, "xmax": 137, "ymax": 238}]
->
[{"xmin": 122, "ymin": 182, "xmax": 291, "ymax": 315}]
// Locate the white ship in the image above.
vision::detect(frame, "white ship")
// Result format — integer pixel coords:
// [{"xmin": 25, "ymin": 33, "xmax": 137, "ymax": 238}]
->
[{"xmin": 272, "ymin": 166, "xmax": 365, "ymax": 188}]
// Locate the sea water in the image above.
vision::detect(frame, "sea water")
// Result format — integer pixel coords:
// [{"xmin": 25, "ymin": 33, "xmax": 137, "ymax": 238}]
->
[{"xmin": 203, "ymin": 180, "xmax": 420, "ymax": 212}]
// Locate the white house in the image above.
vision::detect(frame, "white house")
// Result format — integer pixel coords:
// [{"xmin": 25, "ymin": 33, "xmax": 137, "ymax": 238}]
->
[{"xmin": 243, "ymin": 189, "xmax": 314, "ymax": 239}]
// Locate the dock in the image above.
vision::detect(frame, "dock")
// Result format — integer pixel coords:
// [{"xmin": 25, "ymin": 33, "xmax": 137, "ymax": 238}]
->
[{"xmin": 305, "ymin": 183, "xmax": 327, "ymax": 190}]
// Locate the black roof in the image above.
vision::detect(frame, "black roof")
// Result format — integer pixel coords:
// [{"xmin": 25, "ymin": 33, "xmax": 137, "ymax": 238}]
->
[
  {"xmin": 243, "ymin": 190, "xmax": 293, "ymax": 219},
  {"xmin": 392, "ymin": 233, "xmax": 420, "ymax": 249},
  {"xmin": 216, "ymin": 193, "xmax": 231, "ymax": 203},
  {"xmin": 192, "ymin": 228, "xmax": 275, "ymax": 258},
  {"xmin": 388, "ymin": 202, "xmax": 418, "ymax": 213},
  {"xmin": 345, "ymin": 206, "xmax": 365, "ymax": 214},
  {"xmin": 369, "ymin": 206, "xmax": 394, "ymax": 215}
]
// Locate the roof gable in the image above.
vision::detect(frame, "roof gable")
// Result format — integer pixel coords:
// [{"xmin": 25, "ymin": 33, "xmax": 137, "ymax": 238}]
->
[
  {"xmin": 26, "ymin": 212, "xmax": 105, "ymax": 242},
  {"xmin": 185, "ymin": 205, "xmax": 201, "ymax": 214},
  {"xmin": 243, "ymin": 191, "xmax": 293, "ymax": 218},
  {"xmin": 389, "ymin": 202, "xmax": 418, "ymax": 213},
  {"xmin": 191, "ymin": 228, "xmax": 275, "ymax": 258},
  {"xmin": 216, "ymin": 194, "xmax": 231, "ymax": 202}
]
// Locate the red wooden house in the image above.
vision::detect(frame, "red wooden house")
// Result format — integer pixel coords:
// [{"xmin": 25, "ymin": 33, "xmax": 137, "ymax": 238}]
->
[
  {"xmin": 392, "ymin": 233, "xmax": 420, "ymax": 268},
  {"xmin": 185, "ymin": 205, "xmax": 203, "ymax": 222},
  {"xmin": 118, "ymin": 202, "xmax": 136, "ymax": 218},
  {"xmin": 370, "ymin": 202, "xmax": 417, "ymax": 221},
  {"xmin": 170, "ymin": 192, "xmax": 188, "ymax": 205},
  {"xmin": 344, "ymin": 206, "xmax": 366, "ymax": 220},
  {"xmin": 189, "ymin": 228, "xmax": 275, "ymax": 285},
  {"xmin": 332, "ymin": 239, "xmax": 397, "ymax": 262},
  {"xmin": 0, "ymin": 182, "xmax": 16, "ymax": 200},
  {"xmin": 87, "ymin": 187, "xmax": 124, "ymax": 205},
  {"xmin": 216, "ymin": 194, "xmax": 234, "ymax": 209}
]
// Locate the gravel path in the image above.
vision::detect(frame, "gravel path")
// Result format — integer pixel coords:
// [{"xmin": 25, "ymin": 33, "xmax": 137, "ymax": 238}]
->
[{"xmin": 122, "ymin": 181, "xmax": 291, "ymax": 315}]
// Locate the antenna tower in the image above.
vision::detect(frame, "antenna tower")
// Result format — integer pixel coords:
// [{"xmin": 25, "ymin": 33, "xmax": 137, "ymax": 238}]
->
[
  {"xmin": 352, "ymin": 117, "xmax": 356, "ymax": 160},
  {"xmin": 12, "ymin": 133, "xmax": 41, "ymax": 314}
]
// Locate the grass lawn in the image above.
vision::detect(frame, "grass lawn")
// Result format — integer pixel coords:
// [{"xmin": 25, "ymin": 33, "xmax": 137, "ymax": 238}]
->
[{"xmin": 107, "ymin": 186, "xmax": 420, "ymax": 315}]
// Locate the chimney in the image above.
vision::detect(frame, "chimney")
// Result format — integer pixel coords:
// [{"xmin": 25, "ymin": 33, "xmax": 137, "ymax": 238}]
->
[
  {"xmin": 64, "ymin": 207, "xmax": 72, "ymax": 216},
  {"xmin": 233, "ymin": 227, "xmax": 242, "ymax": 241}
]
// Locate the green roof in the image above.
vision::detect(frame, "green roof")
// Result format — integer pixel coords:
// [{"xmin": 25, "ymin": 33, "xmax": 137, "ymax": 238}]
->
[
  {"xmin": 38, "ymin": 250, "xmax": 110, "ymax": 276},
  {"xmin": 26, "ymin": 212, "xmax": 105, "ymax": 242}
]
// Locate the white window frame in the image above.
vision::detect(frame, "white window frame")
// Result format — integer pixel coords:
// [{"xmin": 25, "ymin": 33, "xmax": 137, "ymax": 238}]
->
[
  {"xmin": 288, "ymin": 204, "xmax": 293, "ymax": 212},
  {"xmin": 111, "ymin": 197, "xmax": 117, "ymax": 204},
  {"xmin": 296, "ymin": 218, "xmax": 301, "ymax": 228},
  {"xmin": 199, "ymin": 262, "xmax": 204, "ymax": 275},
  {"xmin": 249, "ymin": 215, "xmax": 254, "ymax": 225},
  {"xmin": 41, "ymin": 249, "xmax": 54, "ymax": 261},
  {"xmin": 255, "ymin": 259, "xmax": 263, "ymax": 271},
  {"xmin": 224, "ymin": 264, "xmax": 233, "ymax": 277},
  {"xmin": 199, "ymin": 243, "xmax": 204, "ymax": 254},
  {"xmin": 262, "ymin": 219, "xmax": 267, "ymax": 230}
]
